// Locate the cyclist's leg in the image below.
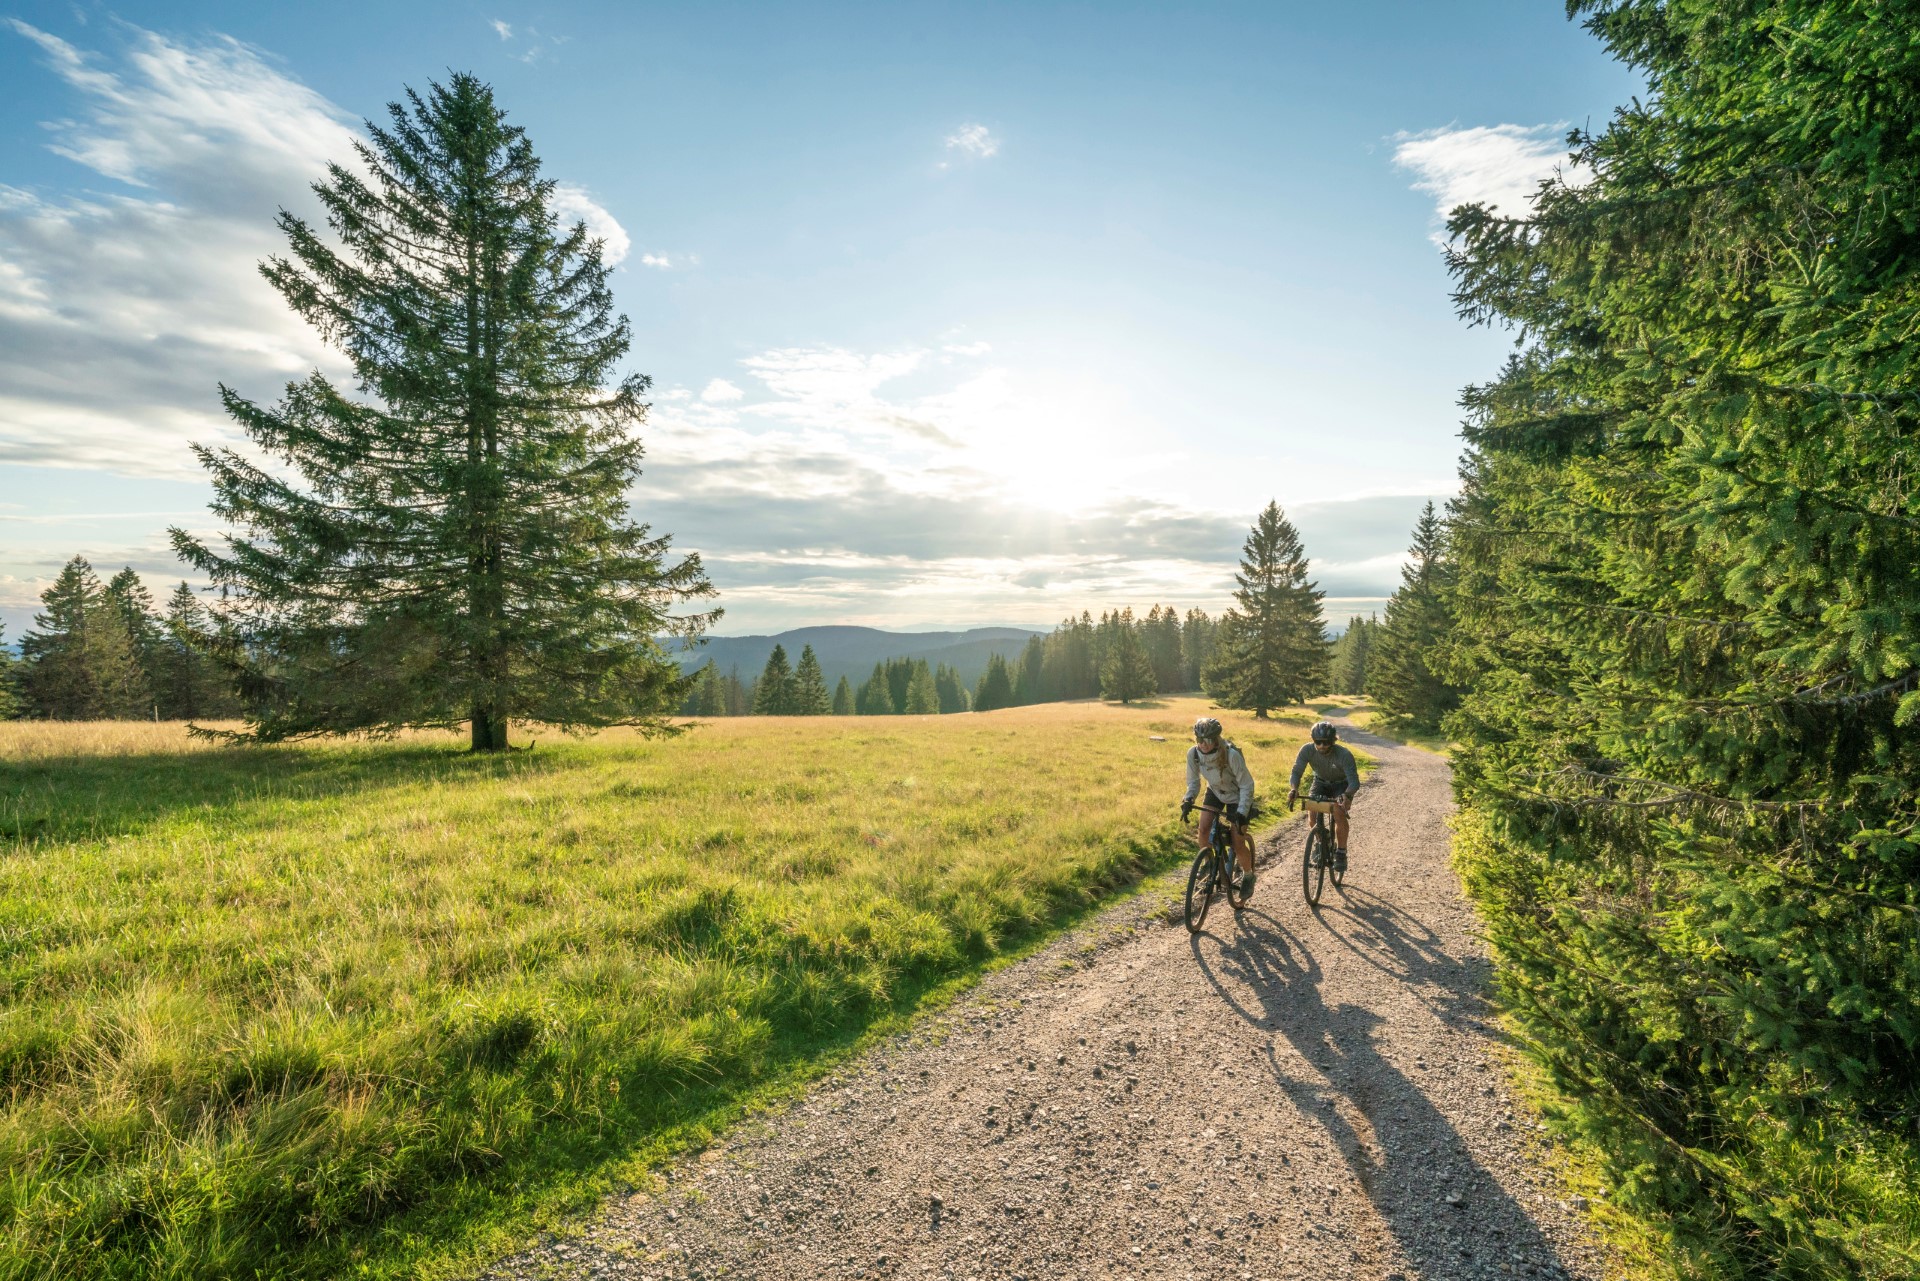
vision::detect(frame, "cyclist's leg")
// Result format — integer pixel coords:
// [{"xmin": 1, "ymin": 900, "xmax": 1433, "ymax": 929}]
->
[
  {"xmin": 1229, "ymin": 814, "xmax": 1254, "ymax": 877},
  {"xmin": 1197, "ymin": 788, "xmax": 1220, "ymax": 851},
  {"xmin": 1333, "ymin": 799, "xmax": 1350, "ymax": 850}
]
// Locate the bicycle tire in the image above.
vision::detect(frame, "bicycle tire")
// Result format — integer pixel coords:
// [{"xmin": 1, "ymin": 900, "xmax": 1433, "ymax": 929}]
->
[
  {"xmin": 1301, "ymin": 822, "xmax": 1327, "ymax": 908},
  {"xmin": 1331, "ymin": 845, "xmax": 1346, "ymax": 891},
  {"xmin": 1184, "ymin": 846, "xmax": 1219, "ymax": 933}
]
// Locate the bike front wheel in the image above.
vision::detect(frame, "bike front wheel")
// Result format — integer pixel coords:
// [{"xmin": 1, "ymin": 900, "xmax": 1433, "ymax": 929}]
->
[
  {"xmin": 1301, "ymin": 824, "xmax": 1328, "ymax": 908},
  {"xmin": 1184, "ymin": 846, "xmax": 1219, "ymax": 933}
]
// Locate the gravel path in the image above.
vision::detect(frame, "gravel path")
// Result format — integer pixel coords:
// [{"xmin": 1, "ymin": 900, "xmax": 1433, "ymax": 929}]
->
[{"xmin": 483, "ymin": 720, "xmax": 1609, "ymax": 1281}]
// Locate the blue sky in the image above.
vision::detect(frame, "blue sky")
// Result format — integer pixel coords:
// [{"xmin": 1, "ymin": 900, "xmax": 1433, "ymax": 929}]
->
[{"xmin": 0, "ymin": 1, "xmax": 1641, "ymax": 637}]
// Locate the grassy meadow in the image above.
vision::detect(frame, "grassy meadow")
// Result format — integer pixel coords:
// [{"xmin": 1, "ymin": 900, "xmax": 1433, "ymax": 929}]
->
[{"xmin": 0, "ymin": 698, "xmax": 1320, "ymax": 1279}]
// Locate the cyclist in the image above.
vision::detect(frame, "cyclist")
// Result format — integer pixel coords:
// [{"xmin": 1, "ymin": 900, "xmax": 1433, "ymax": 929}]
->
[
  {"xmin": 1180, "ymin": 716, "xmax": 1257, "ymax": 894},
  {"xmin": 1288, "ymin": 720, "xmax": 1359, "ymax": 872}
]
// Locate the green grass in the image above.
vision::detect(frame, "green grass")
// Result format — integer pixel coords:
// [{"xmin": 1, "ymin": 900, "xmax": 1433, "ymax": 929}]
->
[{"xmin": 0, "ymin": 699, "xmax": 1311, "ymax": 1279}]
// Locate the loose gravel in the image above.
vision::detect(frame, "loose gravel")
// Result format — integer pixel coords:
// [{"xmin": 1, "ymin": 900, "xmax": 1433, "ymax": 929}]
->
[{"xmin": 481, "ymin": 720, "xmax": 1609, "ymax": 1280}]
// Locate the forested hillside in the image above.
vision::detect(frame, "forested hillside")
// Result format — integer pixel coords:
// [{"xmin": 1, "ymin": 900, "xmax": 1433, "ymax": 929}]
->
[{"xmin": 1397, "ymin": 1, "xmax": 1920, "ymax": 1276}]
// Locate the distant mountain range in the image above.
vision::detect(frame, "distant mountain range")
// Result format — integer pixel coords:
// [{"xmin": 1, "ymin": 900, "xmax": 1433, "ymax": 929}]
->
[{"xmin": 669, "ymin": 625, "xmax": 1044, "ymax": 690}]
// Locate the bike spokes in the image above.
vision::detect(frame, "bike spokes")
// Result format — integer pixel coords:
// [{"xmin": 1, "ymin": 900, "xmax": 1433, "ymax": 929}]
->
[{"xmin": 1302, "ymin": 824, "xmax": 1327, "ymax": 908}]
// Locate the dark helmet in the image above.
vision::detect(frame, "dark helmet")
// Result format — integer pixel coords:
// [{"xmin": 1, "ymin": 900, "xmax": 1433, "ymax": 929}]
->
[
  {"xmin": 1311, "ymin": 720, "xmax": 1337, "ymax": 744},
  {"xmin": 1192, "ymin": 716, "xmax": 1223, "ymax": 743}
]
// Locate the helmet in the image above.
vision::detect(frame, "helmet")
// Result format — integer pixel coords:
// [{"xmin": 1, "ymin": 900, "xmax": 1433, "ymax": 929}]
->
[
  {"xmin": 1192, "ymin": 716, "xmax": 1223, "ymax": 743},
  {"xmin": 1311, "ymin": 720, "xmax": 1337, "ymax": 744}
]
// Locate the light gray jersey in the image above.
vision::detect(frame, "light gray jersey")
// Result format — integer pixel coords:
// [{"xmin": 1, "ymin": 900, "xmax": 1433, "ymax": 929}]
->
[{"xmin": 1184, "ymin": 741, "xmax": 1255, "ymax": 809}]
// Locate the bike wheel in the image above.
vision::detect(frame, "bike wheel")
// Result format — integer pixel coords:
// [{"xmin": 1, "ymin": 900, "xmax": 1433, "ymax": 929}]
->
[
  {"xmin": 1184, "ymin": 847, "xmax": 1219, "ymax": 933},
  {"xmin": 1330, "ymin": 842, "xmax": 1346, "ymax": 891},
  {"xmin": 1301, "ymin": 824, "xmax": 1327, "ymax": 908}
]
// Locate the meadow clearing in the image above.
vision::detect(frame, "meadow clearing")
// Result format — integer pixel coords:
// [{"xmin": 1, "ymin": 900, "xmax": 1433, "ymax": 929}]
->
[{"xmin": 0, "ymin": 698, "xmax": 1326, "ymax": 1279}]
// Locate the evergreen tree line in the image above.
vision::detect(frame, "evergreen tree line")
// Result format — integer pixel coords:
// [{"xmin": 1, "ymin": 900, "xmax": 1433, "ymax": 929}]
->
[
  {"xmin": 1, "ymin": 555, "xmax": 241, "ymax": 721},
  {"xmin": 1363, "ymin": 5, "xmax": 1920, "ymax": 1276},
  {"xmin": 676, "ymin": 499, "xmax": 1343, "ymax": 720}
]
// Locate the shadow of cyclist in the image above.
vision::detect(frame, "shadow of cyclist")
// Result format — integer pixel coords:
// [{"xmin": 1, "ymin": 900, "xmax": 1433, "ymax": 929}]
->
[{"xmin": 1186, "ymin": 899, "xmax": 1570, "ymax": 1277}]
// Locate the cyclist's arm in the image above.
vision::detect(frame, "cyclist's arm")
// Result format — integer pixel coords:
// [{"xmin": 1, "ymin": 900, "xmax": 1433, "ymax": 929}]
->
[
  {"xmin": 1182, "ymin": 747, "xmax": 1201, "ymax": 804},
  {"xmin": 1288, "ymin": 743, "xmax": 1309, "ymax": 791},
  {"xmin": 1340, "ymin": 747, "xmax": 1361, "ymax": 798}
]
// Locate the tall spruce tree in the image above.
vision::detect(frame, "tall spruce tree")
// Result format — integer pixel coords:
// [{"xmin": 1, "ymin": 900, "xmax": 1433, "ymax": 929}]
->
[
  {"xmin": 855, "ymin": 663, "xmax": 892, "ymax": 715},
  {"xmin": 1437, "ymin": 4, "xmax": 1920, "ymax": 1273},
  {"xmin": 21, "ymin": 557, "xmax": 148, "ymax": 720},
  {"xmin": 173, "ymin": 74, "xmax": 713, "ymax": 749},
  {"xmin": 1181, "ymin": 608, "xmax": 1215, "ymax": 691},
  {"xmin": 102, "ymin": 567, "xmax": 161, "ymax": 714},
  {"xmin": 973, "ymin": 653, "xmax": 1014, "ymax": 712},
  {"xmin": 903, "ymin": 661, "xmax": 940, "ymax": 714},
  {"xmin": 0, "ymin": 627, "xmax": 19, "ymax": 719},
  {"xmin": 1328, "ymin": 614, "xmax": 1375, "ymax": 697},
  {"xmin": 1014, "ymin": 636, "xmax": 1047, "ymax": 705},
  {"xmin": 156, "ymin": 582, "xmax": 242, "ymax": 720},
  {"xmin": 1369, "ymin": 503, "xmax": 1458, "ymax": 732},
  {"xmin": 1204, "ymin": 502, "xmax": 1327, "ymax": 716},
  {"xmin": 830, "ymin": 675, "xmax": 854, "ymax": 715},
  {"xmin": 934, "ymin": 663, "xmax": 967, "ymax": 713},
  {"xmin": 1100, "ymin": 609, "xmax": 1158, "ymax": 705},
  {"xmin": 791, "ymin": 644, "xmax": 831, "ymax": 715},
  {"xmin": 753, "ymin": 644, "xmax": 795, "ymax": 715}
]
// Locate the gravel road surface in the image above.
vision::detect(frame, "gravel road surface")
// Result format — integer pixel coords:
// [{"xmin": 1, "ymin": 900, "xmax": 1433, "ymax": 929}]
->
[{"xmin": 483, "ymin": 720, "xmax": 1608, "ymax": 1281}]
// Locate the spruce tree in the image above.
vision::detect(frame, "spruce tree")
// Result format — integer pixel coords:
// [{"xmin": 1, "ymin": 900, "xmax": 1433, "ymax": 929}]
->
[
  {"xmin": 690, "ymin": 662, "xmax": 725, "ymax": 716},
  {"xmin": 1329, "ymin": 614, "xmax": 1375, "ymax": 697},
  {"xmin": 1100, "ymin": 609, "xmax": 1158, "ymax": 704},
  {"xmin": 1181, "ymin": 608, "xmax": 1215, "ymax": 691},
  {"xmin": 1014, "ymin": 636, "xmax": 1046, "ymax": 705},
  {"xmin": 172, "ymin": 74, "xmax": 713, "ymax": 749},
  {"xmin": 791, "ymin": 644, "xmax": 831, "ymax": 715},
  {"xmin": 934, "ymin": 663, "xmax": 966, "ymax": 713},
  {"xmin": 156, "ymin": 582, "xmax": 242, "ymax": 720},
  {"xmin": 903, "ymin": 661, "xmax": 940, "ymax": 714},
  {"xmin": 753, "ymin": 644, "xmax": 795, "ymax": 715},
  {"xmin": 831, "ymin": 675, "xmax": 854, "ymax": 715},
  {"xmin": 856, "ymin": 663, "xmax": 892, "ymax": 714},
  {"xmin": 0, "ymin": 628, "xmax": 19, "ymax": 719},
  {"xmin": 21, "ymin": 557, "xmax": 148, "ymax": 720},
  {"xmin": 103, "ymin": 567, "xmax": 161, "ymax": 713},
  {"xmin": 973, "ymin": 653, "xmax": 1014, "ymax": 712},
  {"xmin": 1369, "ymin": 503, "xmax": 1458, "ymax": 732},
  {"xmin": 1204, "ymin": 502, "xmax": 1327, "ymax": 716}
]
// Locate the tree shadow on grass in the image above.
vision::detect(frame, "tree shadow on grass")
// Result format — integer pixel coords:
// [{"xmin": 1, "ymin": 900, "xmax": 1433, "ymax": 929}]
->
[
  {"xmin": 0, "ymin": 740, "xmax": 573, "ymax": 846},
  {"xmin": 1188, "ymin": 896, "xmax": 1574, "ymax": 1278}
]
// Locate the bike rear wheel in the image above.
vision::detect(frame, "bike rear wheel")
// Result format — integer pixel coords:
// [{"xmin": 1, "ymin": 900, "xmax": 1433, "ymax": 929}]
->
[
  {"xmin": 1184, "ymin": 846, "xmax": 1219, "ymax": 933},
  {"xmin": 1301, "ymin": 822, "xmax": 1328, "ymax": 908}
]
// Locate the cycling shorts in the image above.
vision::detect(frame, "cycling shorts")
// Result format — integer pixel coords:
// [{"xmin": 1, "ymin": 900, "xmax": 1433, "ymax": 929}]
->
[{"xmin": 1202, "ymin": 788, "xmax": 1255, "ymax": 822}]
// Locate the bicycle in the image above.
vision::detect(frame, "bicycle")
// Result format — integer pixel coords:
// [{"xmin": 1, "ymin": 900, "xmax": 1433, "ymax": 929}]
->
[
  {"xmin": 1295, "ymin": 797, "xmax": 1346, "ymax": 907},
  {"xmin": 1182, "ymin": 805, "xmax": 1252, "ymax": 933}
]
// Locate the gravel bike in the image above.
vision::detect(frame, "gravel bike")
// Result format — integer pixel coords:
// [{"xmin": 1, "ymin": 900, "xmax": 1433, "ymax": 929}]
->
[
  {"xmin": 1182, "ymin": 805, "xmax": 1252, "ymax": 933},
  {"xmin": 1296, "ymin": 797, "xmax": 1346, "ymax": 907}
]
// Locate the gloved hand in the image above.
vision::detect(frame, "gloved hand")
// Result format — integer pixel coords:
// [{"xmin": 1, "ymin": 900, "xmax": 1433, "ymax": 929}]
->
[
  {"xmin": 1226, "ymin": 807, "xmax": 1244, "ymax": 826},
  {"xmin": 1286, "ymin": 788, "xmax": 1299, "ymax": 810},
  {"xmin": 1180, "ymin": 799, "xmax": 1194, "ymax": 822}
]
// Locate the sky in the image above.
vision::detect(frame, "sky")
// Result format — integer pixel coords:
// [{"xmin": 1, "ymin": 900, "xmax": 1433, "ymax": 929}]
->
[{"xmin": 0, "ymin": 1, "xmax": 1641, "ymax": 639}]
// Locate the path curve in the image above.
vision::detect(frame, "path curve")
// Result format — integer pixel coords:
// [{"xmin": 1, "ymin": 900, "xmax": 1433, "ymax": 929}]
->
[{"xmin": 487, "ymin": 720, "xmax": 1607, "ymax": 1281}]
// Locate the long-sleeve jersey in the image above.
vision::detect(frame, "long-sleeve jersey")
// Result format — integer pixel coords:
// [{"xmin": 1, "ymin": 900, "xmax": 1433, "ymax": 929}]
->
[
  {"xmin": 1290, "ymin": 742, "xmax": 1360, "ymax": 794},
  {"xmin": 1184, "ymin": 741, "xmax": 1255, "ymax": 809}
]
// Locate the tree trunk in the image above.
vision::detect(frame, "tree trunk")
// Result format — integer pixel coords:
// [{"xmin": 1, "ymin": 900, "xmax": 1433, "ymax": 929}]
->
[{"xmin": 470, "ymin": 707, "xmax": 508, "ymax": 751}]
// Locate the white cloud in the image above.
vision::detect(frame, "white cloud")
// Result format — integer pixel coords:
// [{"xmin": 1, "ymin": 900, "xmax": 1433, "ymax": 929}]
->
[
  {"xmin": 550, "ymin": 182, "xmax": 631, "ymax": 266},
  {"xmin": 640, "ymin": 253, "xmax": 676, "ymax": 268},
  {"xmin": 0, "ymin": 21, "xmax": 360, "ymax": 476},
  {"xmin": 700, "ymin": 378, "xmax": 744, "ymax": 403},
  {"xmin": 944, "ymin": 123, "xmax": 999, "ymax": 160},
  {"xmin": 0, "ymin": 23, "xmax": 641, "ymax": 478},
  {"xmin": 1392, "ymin": 122, "xmax": 1584, "ymax": 231},
  {"xmin": 490, "ymin": 19, "xmax": 513, "ymax": 40}
]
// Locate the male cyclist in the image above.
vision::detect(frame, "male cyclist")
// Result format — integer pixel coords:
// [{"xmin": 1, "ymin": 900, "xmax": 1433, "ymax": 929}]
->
[
  {"xmin": 1180, "ymin": 717, "xmax": 1257, "ymax": 895},
  {"xmin": 1287, "ymin": 721, "xmax": 1360, "ymax": 872}
]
